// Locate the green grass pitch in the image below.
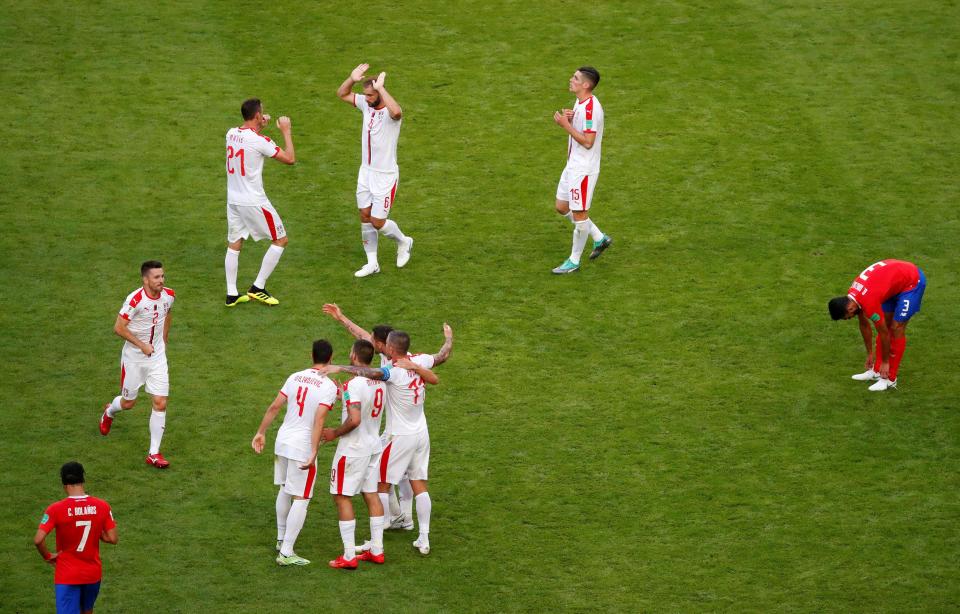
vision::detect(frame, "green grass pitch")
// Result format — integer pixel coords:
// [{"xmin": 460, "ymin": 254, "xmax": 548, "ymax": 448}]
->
[{"xmin": 2, "ymin": 1, "xmax": 959, "ymax": 611}]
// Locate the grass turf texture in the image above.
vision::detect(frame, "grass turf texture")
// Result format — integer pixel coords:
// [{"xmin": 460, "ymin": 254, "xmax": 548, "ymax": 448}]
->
[{"xmin": 2, "ymin": 0, "xmax": 959, "ymax": 611}]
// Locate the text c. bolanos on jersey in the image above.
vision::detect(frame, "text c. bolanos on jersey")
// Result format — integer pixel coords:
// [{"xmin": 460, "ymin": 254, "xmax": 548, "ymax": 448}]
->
[
  {"xmin": 118, "ymin": 287, "xmax": 175, "ymax": 359},
  {"xmin": 354, "ymin": 93, "xmax": 400, "ymax": 173},
  {"xmin": 565, "ymin": 95, "xmax": 603, "ymax": 175},
  {"xmin": 275, "ymin": 368, "xmax": 338, "ymax": 463},
  {"xmin": 383, "ymin": 354, "xmax": 435, "ymax": 436},
  {"xmin": 225, "ymin": 127, "xmax": 281, "ymax": 205},
  {"xmin": 337, "ymin": 376, "xmax": 387, "ymax": 457}
]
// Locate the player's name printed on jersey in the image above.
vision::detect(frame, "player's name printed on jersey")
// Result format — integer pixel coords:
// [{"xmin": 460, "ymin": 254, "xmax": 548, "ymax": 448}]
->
[
  {"xmin": 66, "ymin": 505, "xmax": 98, "ymax": 517},
  {"xmin": 293, "ymin": 373, "xmax": 328, "ymax": 388}
]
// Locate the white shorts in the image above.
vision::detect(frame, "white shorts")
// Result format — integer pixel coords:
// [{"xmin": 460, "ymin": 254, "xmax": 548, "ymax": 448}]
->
[
  {"xmin": 379, "ymin": 430, "xmax": 430, "ymax": 484},
  {"xmin": 227, "ymin": 202, "xmax": 287, "ymax": 243},
  {"xmin": 356, "ymin": 168, "xmax": 398, "ymax": 219},
  {"xmin": 120, "ymin": 353, "xmax": 169, "ymax": 399},
  {"xmin": 556, "ymin": 169, "xmax": 598, "ymax": 212},
  {"xmin": 330, "ymin": 452, "xmax": 379, "ymax": 496},
  {"xmin": 274, "ymin": 455, "xmax": 318, "ymax": 499}
]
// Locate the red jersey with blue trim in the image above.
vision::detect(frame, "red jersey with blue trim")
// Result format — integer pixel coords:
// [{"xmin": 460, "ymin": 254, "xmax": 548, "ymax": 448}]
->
[
  {"xmin": 38, "ymin": 495, "xmax": 116, "ymax": 584},
  {"xmin": 847, "ymin": 259, "xmax": 920, "ymax": 325}
]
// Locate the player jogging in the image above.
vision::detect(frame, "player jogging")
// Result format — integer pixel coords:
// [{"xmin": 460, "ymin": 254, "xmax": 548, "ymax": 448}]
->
[
  {"xmin": 322, "ymin": 304, "xmax": 453, "ymax": 530},
  {"xmin": 34, "ymin": 461, "xmax": 118, "ymax": 614},
  {"xmin": 251, "ymin": 340, "xmax": 338, "ymax": 566},
  {"xmin": 98, "ymin": 261, "xmax": 175, "ymax": 469},
  {"xmin": 551, "ymin": 66, "xmax": 612, "ymax": 274},
  {"xmin": 337, "ymin": 63, "xmax": 414, "ymax": 278},
  {"xmin": 828, "ymin": 259, "xmax": 927, "ymax": 391},
  {"xmin": 224, "ymin": 98, "xmax": 295, "ymax": 307},
  {"xmin": 323, "ymin": 331, "xmax": 441, "ymax": 556},
  {"xmin": 322, "ymin": 339, "xmax": 389, "ymax": 569}
]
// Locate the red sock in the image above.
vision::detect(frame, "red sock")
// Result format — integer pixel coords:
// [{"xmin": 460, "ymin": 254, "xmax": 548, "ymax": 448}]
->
[
  {"xmin": 873, "ymin": 335, "xmax": 883, "ymax": 371},
  {"xmin": 889, "ymin": 337, "xmax": 907, "ymax": 381}
]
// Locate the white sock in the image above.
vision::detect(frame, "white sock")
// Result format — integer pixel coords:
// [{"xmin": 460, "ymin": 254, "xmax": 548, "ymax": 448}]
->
[
  {"xmin": 339, "ymin": 519, "xmax": 356, "ymax": 560},
  {"xmin": 378, "ymin": 219, "xmax": 406, "ymax": 243},
  {"xmin": 225, "ymin": 248, "xmax": 240, "ymax": 295},
  {"xmin": 361, "ymin": 223, "xmax": 379, "ymax": 266},
  {"xmin": 254, "ymin": 245, "xmax": 284, "ymax": 289},
  {"xmin": 588, "ymin": 220, "xmax": 604, "ymax": 242},
  {"xmin": 389, "ymin": 487, "xmax": 401, "ymax": 518},
  {"xmin": 369, "ymin": 516, "xmax": 384, "ymax": 555},
  {"xmin": 281, "ymin": 499, "xmax": 309, "ymax": 556},
  {"xmin": 106, "ymin": 396, "xmax": 123, "ymax": 418},
  {"xmin": 398, "ymin": 479, "xmax": 414, "ymax": 518},
  {"xmin": 148, "ymin": 409, "xmax": 165, "ymax": 455},
  {"xmin": 415, "ymin": 492, "xmax": 431, "ymax": 541},
  {"xmin": 378, "ymin": 493, "xmax": 390, "ymax": 522},
  {"xmin": 275, "ymin": 490, "xmax": 293, "ymax": 541},
  {"xmin": 569, "ymin": 220, "xmax": 590, "ymax": 264}
]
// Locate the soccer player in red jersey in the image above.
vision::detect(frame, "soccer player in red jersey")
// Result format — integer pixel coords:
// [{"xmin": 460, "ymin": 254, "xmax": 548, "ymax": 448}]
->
[
  {"xmin": 34, "ymin": 462, "xmax": 118, "ymax": 614},
  {"xmin": 828, "ymin": 259, "xmax": 927, "ymax": 391}
]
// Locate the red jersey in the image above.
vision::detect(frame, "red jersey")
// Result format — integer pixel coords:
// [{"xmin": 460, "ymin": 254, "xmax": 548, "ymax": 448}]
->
[
  {"xmin": 39, "ymin": 495, "xmax": 116, "ymax": 584},
  {"xmin": 847, "ymin": 259, "xmax": 920, "ymax": 326}
]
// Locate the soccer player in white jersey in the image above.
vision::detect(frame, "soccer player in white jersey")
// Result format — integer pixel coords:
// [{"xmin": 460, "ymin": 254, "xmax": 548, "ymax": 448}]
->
[
  {"xmin": 552, "ymin": 66, "xmax": 612, "ymax": 274},
  {"xmin": 322, "ymin": 339, "xmax": 389, "ymax": 569},
  {"xmin": 337, "ymin": 63, "xmax": 414, "ymax": 278},
  {"xmin": 98, "ymin": 261, "xmax": 175, "ymax": 469},
  {"xmin": 224, "ymin": 98, "xmax": 296, "ymax": 306},
  {"xmin": 321, "ymin": 304, "xmax": 453, "ymax": 530},
  {"xmin": 323, "ymin": 330, "xmax": 441, "ymax": 556},
  {"xmin": 251, "ymin": 340, "xmax": 338, "ymax": 566}
]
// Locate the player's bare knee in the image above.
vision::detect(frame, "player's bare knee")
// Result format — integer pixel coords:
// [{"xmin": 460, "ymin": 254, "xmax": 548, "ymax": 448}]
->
[
  {"xmin": 120, "ymin": 398, "xmax": 137, "ymax": 410},
  {"xmin": 358, "ymin": 209, "xmax": 372, "ymax": 223},
  {"xmin": 228, "ymin": 239, "xmax": 244, "ymax": 251},
  {"xmin": 273, "ymin": 237, "xmax": 288, "ymax": 248},
  {"xmin": 152, "ymin": 397, "xmax": 167, "ymax": 412},
  {"xmin": 370, "ymin": 217, "xmax": 387, "ymax": 230},
  {"xmin": 555, "ymin": 200, "xmax": 570, "ymax": 214}
]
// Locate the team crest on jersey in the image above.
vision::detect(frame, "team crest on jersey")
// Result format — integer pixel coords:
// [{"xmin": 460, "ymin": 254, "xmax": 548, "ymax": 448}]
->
[{"xmin": 870, "ymin": 314, "xmax": 880, "ymax": 322}]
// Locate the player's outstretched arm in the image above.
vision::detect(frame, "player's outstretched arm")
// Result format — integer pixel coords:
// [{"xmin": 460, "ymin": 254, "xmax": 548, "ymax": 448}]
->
[
  {"xmin": 337, "ymin": 63, "xmax": 369, "ymax": 104},
  {"xmin": 432, "ymin": 323, "xmax": 454, "ymax": 366},
  {"xmin": 324, "ymin": 364, "xmax": 388, "ymax": 380},
  {"xmin": 114, "ymin": 315, "xmax": 153, "ymax": 357},
  {"xmin": 273, "ymin": 116, "xmax": 295, "ymax": 165},
  {"xmin": 373, "ymin": 72, "xmax": 402, "ymax": 120},
  {"xmin": 252, "ymin": 393, "xmax": 285, "ymax": 453},
  {"xmin": 322, "ymin": 303, "xmax": 372, "ymax": 341},
  {"xmin": 394, "ymin": 358, "xmax": 439, "ymax": 385}
]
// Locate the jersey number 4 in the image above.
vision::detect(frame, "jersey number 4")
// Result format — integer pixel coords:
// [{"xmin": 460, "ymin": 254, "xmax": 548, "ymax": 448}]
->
[
  {"xmin": 226, "ymin": 146, "xmax": 246, "ymax": 176},
  {"xmin": 295, "ymin": 386, "xmax": 308, "ymax": 417}
]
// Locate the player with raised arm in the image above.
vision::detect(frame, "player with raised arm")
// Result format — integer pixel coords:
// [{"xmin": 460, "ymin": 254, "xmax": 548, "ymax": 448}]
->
[
  {"xmin": 322, "ymin": 303, "xmax": 454, "ymax": 529},
  {"xmin": 322, "ymin": 330, "xmax": 441, "ymax": 556},
  {"xmin": 251, "ymin": 340, "xmax": 338, "ymax": 566},
  {"xmin": 224, "ymin": 98, "xmax": 296, "ymax": 307},
  {"xmin": 828, "ymin": 259, "xmax": 927, "ymax": 391},
  {"xmin": 34, "ymin": 462, "xmax": 118, "ymax": 614},
  {"xmin": 98, "ymin": 261, "xmax": 175, "ymax": 469},
  {"xmin": 551, "ymin": 66, "xmax": 612, "ymax": 274},
  {"xmin": 322, "ymin": 339, "xmax": 389, "ymax": 569},
  {"xmin": 337, "ymin": 63, "xmax": 414, "ymax": 277}
]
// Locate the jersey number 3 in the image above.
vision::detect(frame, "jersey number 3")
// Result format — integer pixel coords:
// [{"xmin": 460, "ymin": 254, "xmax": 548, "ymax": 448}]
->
[{"xmin": 226, "ymin": 146, "xmax": 246, "ymax": 176}]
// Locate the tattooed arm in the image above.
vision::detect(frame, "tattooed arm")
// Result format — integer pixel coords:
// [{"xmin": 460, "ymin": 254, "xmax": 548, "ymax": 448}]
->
[
  {"xmin": 322, "ymin": 303, "xmax": 372, "ymax": 341},
  {"xmin": 432, "ymin": 323, "xmax": 454, "ymax": 366}
]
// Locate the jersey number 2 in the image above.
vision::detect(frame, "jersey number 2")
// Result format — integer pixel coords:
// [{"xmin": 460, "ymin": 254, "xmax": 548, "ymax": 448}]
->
[{"xmin": 226, "ymin": 146, "xmax": 246, "ymax": 176}]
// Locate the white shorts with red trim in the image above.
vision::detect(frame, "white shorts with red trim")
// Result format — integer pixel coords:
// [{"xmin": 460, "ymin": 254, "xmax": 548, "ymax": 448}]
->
[
  {"xmin": 274, "ymin": 455, "xmax": 318, "ymax": 499},
  {"xmin": 329, "ymin": 452, "xmax": 379, "ymax": 496},
  {"xmin": 556, "ymin": 169, "xmax": 598, "ymax": 212},
  {"xmin": 226, "ymin": 202, "xmax": 286, "ymax": 243},
  {"xmin": 356, "ymin": 168, "xmax": 399, "ymax": 219},
  {"xmin": 119, "ymin": 352, "xmax": 169, "ymax": 399},
  {"xmin": 379, "ymin": 430, "xmax": 430, "ymax": 484}
]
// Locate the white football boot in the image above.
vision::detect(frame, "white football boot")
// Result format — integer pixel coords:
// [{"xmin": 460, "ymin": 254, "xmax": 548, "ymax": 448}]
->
[
  {"xmin": 354, "ymin": 263, "xmax": 381, "ymax": 278},
  {"xmin": 388, "ymin": 514, "xmax": 414, "ymax": 531},
  {"xmin": 412, "ymin": 537, "xmax": 430, "ymax": 555},
  {"xmin": 356, "ymin": 540, "xmax": 373, "ymax": 553},
  {"xmin": 852, "ymin": 369, "xmax": 880, "ymax": 381},
  {"xmin": 868, "ymin": 378, "xmax": 897, "ymax": 392},
  {"xmin": 396, "ymin": 237, "xmax": 414, "ymax": 268}
]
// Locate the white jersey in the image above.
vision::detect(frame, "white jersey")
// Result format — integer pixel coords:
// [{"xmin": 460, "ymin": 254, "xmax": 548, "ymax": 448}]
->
[
  {"xmin": 565, "ymin": 95, "xmax": 603, "ymax": 175},
  {"xmin": 354, "ymin": 94, "xmax": 401, "ymax": 173},
  {"xmin": 337, "ymin": 376, "xmax": 387, "ymax": 457},
  {"xmin": 383, "ymin": 353, "xmax": 435, "ymax": 436},
  {"xmin": 274, "ymin": 368, "xmax": 338, "ymax": 463},
  {"xmin": 225, "ymin": 127, "xmax": 281, "ymax": 205},
  {"xmin": 118, "ymin": 287, "xmax": 175, "ymax": 360}
]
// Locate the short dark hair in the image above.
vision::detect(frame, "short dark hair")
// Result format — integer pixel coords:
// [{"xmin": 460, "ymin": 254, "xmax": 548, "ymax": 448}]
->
[
  {"xmin": 371, "ymin": 325, "xmax": 394, "ymax": 344},
  {"xmin": 241, "ymin": 98, "xmax": 262, "ymax": 120},
  {"xmin": 141, "ymin": 260, "xmax": 163, "ymax": 277},
  {"xmin": 312, "ymin": 339, "xmax": 333, "ymax": 364},
  {"xmin": 387, "ymin": 330, "xmax": 410, "ymax": 354},
  {"xmin": 578, "ymin": 66, "xmax": 600, "ymax": 89},
  {"xmin": 362, "ymin": 78, "xmax": 376, "ymax": 89},
  {"xmin": 61, "ymin": 461, "xmax": 85, "ymax": 485},
  {"xmin": 352, "ymin": 339, "xmax": 375, "ymax": 365},
  {"xmin": 828, "ymin": 296, "xmax": 851, "ymax": 320}
]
